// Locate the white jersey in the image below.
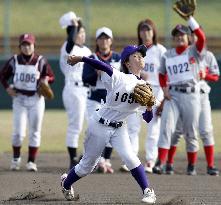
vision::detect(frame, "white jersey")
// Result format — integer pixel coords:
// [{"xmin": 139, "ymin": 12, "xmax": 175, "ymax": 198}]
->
[
  {"xmin": 92, "ymin": 53, "xmax": 121, "ymax": 90},
  {"xmin": 143, "ymin": 44, "xmax": 166, "ymax": 86},
  {"xmin": 97, "ymin": 69, "xmax": 146, "ymax": 121},
  {"xmin": 198, "ymin": 50, "xmax": 220, "ymax": 93},
  {"xmin": 60, "ymin": 42, "xmax": 91, "ymax": 83},
  {"xmin": 159, "ymin": 45, "xmax": 202, "ymax": 86},
  {"xmin": 13, "ymin": 55, "xmax": 41, "ymax": 91}
]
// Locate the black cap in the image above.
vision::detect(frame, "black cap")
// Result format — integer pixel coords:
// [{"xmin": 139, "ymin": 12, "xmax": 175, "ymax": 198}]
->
[{"xmin": 171, "ymin": 24, "xmax": 191, "ymax": 36}]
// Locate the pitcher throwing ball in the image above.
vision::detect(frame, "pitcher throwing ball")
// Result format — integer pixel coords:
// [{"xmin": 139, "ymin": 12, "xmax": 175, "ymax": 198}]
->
[{"xmin": 60, "ymin": 45, "xmax": 156, "ymax": 204}]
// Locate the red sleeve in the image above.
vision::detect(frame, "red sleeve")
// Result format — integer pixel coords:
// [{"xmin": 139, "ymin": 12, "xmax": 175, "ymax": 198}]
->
[
  {"xmin": 200, "ymin": 67, "xmax": 219, "ymax": 82},
  {"xmin": 0, "ymin": 57, "xmax": 14, "ymax": 89},
  {"xmin": 205, "ymin": 74, "xmax": 219, "ymax": 82},
  {"xmin": 194, "ymin": 28, "xmax": 206, "ymax": 53},
  {"xmin": 159, "ymin": 73, "xmax": 168, "ymax": 87}
]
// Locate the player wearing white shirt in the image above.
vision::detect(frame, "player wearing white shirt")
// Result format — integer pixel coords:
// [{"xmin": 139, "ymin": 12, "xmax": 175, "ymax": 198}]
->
[
  {"xmin": 122, "ymin": 19, "xmax": 166, "ymax": 173},
  {"xmin": 165, "ymin": 31, "xmax": 220, "ymax": 176},
  {"xmin": 59, "ymin": 12, "xmax": 91, "ymax": 169},
  {"xmin": 153, "ymin": 16, "xmax": 206, "ymax": 175},
  {"xmin": 60, "ymin": 45, "xmax": 156, "ymax": 204}
]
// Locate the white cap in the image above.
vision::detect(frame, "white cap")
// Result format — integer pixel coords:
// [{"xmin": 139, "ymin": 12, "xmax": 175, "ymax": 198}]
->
[
  {"xmin": 59, "ymin": 11, "xmax": 81, "ymax": 29},
  {"xmin": 96, "ymin": 27, "xmax": 113, "ymax": 39}
]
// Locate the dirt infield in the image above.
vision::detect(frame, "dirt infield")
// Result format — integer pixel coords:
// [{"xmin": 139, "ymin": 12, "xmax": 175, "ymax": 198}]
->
[{"xmin": 0, "ymin": 152, "xmax": 221, "ymax": 205}]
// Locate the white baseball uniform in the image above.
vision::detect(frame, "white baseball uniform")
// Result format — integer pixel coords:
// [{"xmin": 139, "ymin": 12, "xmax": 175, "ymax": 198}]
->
[
  {"xmin": 76, "ymin": 66, "xmax": 149, "ymax": 177},
  {"xmin": 0, "ymin": 54, "xmax": 54, "ymax": 148},
  {"xmin": 158, "ymin": 44, "xmax": 202, "ymax": 152},
  {"xmin": 126, "ymin": 44, "xmax": 166, "ymax": 160},
  {"xmin": 171, "ymin": 50, "xmax": 220, "ymax": 148},
  {"xmin": 60, "ymin": 42, "xmax": 91, "ymax": 148}
]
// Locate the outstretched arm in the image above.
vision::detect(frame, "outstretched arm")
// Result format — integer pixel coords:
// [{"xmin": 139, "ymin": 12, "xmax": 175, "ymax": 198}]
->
[{"xmin": 67, "ymin": 55, "xmax": 113, "ymax": 76}]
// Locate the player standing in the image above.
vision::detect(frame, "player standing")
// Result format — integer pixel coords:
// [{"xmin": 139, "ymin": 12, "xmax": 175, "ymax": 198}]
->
[
  {"xmin": 165, "ymin": 30, "xmax": 220, "ymax": 176},
  {"xmin": 0, "ymin": 33, "xmax": 54, "ymax": 171},
  {"xmin": 59, "ymin": 12, "xmax": 91, "ymax": 169},
  {"xmin": 139, "ymin": 19, "xmax": 166, "ymax": 173},
  {"xmin": 152, "ymin": 14, "xmax": 206, "ymax": 174},
  {"xmin": 83, "ymin": 27, "xmax": 121, "ymax": 174},
  {"xmin": 119, "ymin": 19, "xmax": 166, "ymax": 173},
  {"xmin": 60, "ymin": 45, "xmax": 156, "ymax": 204}
]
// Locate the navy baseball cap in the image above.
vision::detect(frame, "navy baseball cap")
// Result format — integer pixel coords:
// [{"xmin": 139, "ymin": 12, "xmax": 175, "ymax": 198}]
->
[
  {"xmin": 121, "ymin": 45, "xmax": 147, "ymax": 64},
  {"xmin": 171, "ymin": 24, "xmax": 191, "ymax": 36}
]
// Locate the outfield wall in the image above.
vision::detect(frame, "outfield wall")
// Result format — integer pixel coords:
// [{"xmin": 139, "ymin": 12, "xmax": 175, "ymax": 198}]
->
[{"xmin": 0, "ymin": 58, "xmax": 220, "ymax": 109}]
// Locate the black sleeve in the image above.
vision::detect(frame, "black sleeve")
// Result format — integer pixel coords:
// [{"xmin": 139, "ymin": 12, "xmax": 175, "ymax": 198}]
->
[
  {"xmin": 82, "ymin": 56, "xmax": 98, "ymax": 86},
  {"xmin": 65, "ymin": 26, "xmax": 78, "ymax": 54}
]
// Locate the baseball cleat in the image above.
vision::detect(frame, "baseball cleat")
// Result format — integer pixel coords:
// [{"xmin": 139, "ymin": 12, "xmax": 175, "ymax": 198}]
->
[
  {"xmin": 10, "ymin": 157, "xmax": 21, "ymax": 171},
  {"xmin": 142, "ymin": 188, "xmax": 156, "ymax": 204},
  {"xmin": 165, "ymin": 163, "xmax": 174, "ymax": 175},
  {"xmin": 61, "ymin": 173, "xmax": 75, "ymax": 201},
  {"xmin": 186, "ymin": 164, "xmax": 197, "ymax": 176},
  {"xmin": 207, "ymin": 166, "xmax": 219, "ymax": 176},
  {"xmin": 26, "ymin": 161, "xmax": 38, "ymax": 172},
  {"xmin": 119, "ymin": 164, "xmax": 130, "ymax": 172},
  {"xmin": 152, "ymin": 160, "xmax": 165, "ymax": 175},
  {"xmin": 144, "ymin": 161, "xmax": 154, "ymax": 173}
]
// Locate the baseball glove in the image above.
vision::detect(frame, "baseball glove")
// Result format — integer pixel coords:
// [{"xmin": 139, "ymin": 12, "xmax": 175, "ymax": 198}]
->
[
  {"xmin": 173, "ymin": 0, "xmax": 196, "ymax": 20},
  {"xmin": 37, "ymin": 81, "xmax": 54, "ymax": 100},
  {"xmin": 132, "ymin": 83, "xmax": 156, "ymax": 107}
]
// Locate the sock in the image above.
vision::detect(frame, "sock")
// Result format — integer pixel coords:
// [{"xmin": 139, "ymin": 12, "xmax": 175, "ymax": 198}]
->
[
  {"xmin": 204, "ymin": 145, "xmax": 214, "ymax": 168},
  {"xmin": 67, "ymin": 147, "xmax": 77, "ymax": 161},
  {"xmin": 103, "ymin": 147, "xmax": 113, "ymax": 160},
  {"xmin": 167, "ymin": 146, "xmax": 177, "ymax": 164},
  {"xmin": 158, "ymin": 147, "xmax": 169, "ymax": 164},
  {"xmin": 13, "ymin": 146, "xmax": 21, "ymax": 159},
  {"xmin": 131, "ymin": 164, "xmax": 149, "ymax": 193},
  {"xmin": 187, "ymin": 152, "xmax": 197, "ymax": 165},
  {"xmin": 28, "ymin": 146, "xmax": 38, "ymax": 162},
  {"xmin": 63, "ymin": 168, "xmax": 81, "ymax": 190}
]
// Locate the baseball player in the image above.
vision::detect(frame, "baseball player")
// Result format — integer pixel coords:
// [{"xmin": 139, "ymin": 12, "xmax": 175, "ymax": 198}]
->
[
  {"xmin": 165, "ymin": 30, "xmax": 220, "ymax": 176},
  {"xmin": 83, "ymin": 27, "xmax": 121, "ymax": 174},
  {"xmin": 0, "ymin": 33, "xmax": 54, "ymax": 171},
  {"xmin": 60, "ymin": 45, "xmax": 156, "ymax": 204},
  {"xmin": 59, "ymin": 11, "xmax": 91, "ymax": 169},
  {"xmin": 119, "ymin": 19, "xmax": 166, "ymax": 173},
  {"xmin": 125, "ymin": 18, "xmax": 166, "ymax": 173},
  {"xmin": 152, "ymin": 15, "xmax": 206, "ymax": 175}
]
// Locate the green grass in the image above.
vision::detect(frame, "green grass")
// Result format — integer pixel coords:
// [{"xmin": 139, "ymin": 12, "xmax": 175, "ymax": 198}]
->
[
  {"xmin": 0, "ymin": 0, "xmax": 221, "ymax": 37},
  {"xmin": 0, "ymin": 109, "xmax": 221, "ymax": 155}
]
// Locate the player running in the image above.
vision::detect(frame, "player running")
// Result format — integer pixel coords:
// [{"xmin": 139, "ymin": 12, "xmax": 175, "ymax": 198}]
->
[
  {"xmin": 0, "ymin": 33, "xmax": 54, "ymax": 171},
  {"xmin": 60, "ymin": 45, "xmax": 156, "ymax": 204}
]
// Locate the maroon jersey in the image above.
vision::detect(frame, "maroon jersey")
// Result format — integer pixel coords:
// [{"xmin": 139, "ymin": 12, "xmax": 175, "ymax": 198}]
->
[{"xmin": 0, "ymin": 53, "xmax": 54, "ymax": 95}]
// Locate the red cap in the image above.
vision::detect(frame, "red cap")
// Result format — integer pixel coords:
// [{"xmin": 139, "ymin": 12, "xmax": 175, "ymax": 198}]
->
[{"xmin": 19, "ymin": 33, "xmax": 35, "ymax": 45}]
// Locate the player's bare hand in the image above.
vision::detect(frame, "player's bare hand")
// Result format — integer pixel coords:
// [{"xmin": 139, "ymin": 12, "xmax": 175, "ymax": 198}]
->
[
  {"xmin": 71, "ymin": 18, "xmax": 79, "ymax": 27},
  {"xmin": 199, "ymin": 70, "xmax": 206, "ymax": 80},
  {"xmin": 156, "ymin": 99, "xmax": 165, "ymax": 116},
  {"xmin": 67, "ymin": 55, "xmax": 82, "ymax": 66},
  {"xmin": 6, "ymin": 87, "xmax": 17, "ymax": 97},
  {"xmin": 163, "ymin": 87, "xmax": 171, "ymax": 100}
]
